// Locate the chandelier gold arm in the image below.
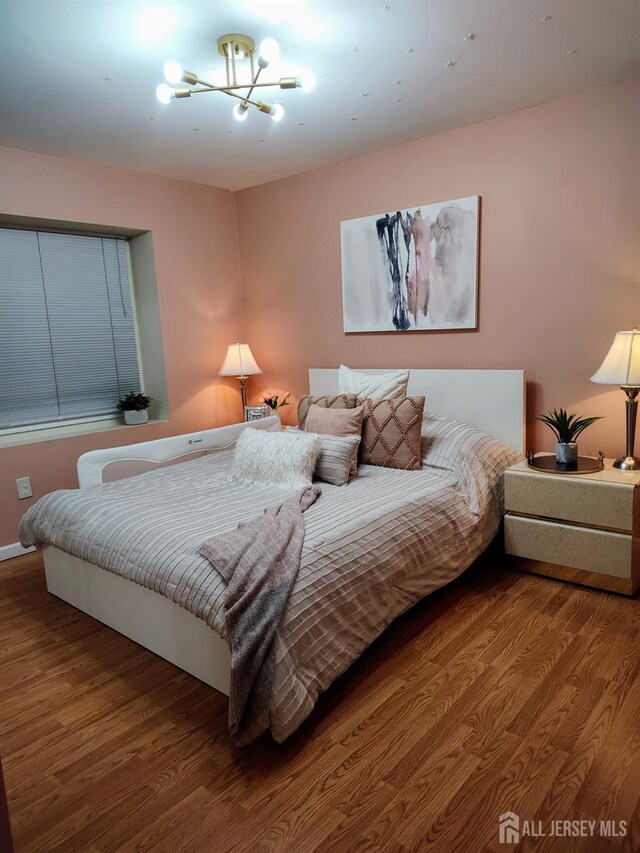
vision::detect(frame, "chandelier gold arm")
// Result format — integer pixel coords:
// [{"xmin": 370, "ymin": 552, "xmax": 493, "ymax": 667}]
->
[
  {"xmin": 186, "ymin": 87, "xmax": 268, "ymax": 111},
  {"xmin": 188, "ymin": 78, "xmax": 290, "ymax": 93}
]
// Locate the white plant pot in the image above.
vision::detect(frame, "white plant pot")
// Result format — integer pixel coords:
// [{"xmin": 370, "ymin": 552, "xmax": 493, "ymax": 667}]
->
[
  {"xmin": 124, "ymin": 409, "xmax": 149, "ymax": 426},
  {"xmin": 556, "ymin": 441, "xmax": 577, "ymax": 464}
]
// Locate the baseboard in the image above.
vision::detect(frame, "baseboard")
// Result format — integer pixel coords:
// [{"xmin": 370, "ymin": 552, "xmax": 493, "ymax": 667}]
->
[{"xmin": 0, "ymin": 542, "xmax": 36, "ymax": 562}]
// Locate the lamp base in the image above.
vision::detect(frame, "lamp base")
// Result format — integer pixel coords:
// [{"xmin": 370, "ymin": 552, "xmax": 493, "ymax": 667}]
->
[
  {"xmin": 237, "ymin": 376, "xmax": 248, "ymax": 420},
  {"xmin": 612, "ymin": 455, "xmax": 640, "ymax": 471}
]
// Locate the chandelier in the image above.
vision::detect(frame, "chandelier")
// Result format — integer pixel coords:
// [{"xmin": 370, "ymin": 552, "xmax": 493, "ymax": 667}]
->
[{"xmin": 156, "ymin": 34, "xmax": 315, "ymax": 122}]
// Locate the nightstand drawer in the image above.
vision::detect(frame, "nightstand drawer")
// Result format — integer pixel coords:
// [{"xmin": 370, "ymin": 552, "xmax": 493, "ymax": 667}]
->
[
  {"xmin": 504, "ymin": 469, "xmax": 634, "ymax": 532},
  {"xmin": 505, "ymin": 514, "xmax": 633, "ymax": 579}
]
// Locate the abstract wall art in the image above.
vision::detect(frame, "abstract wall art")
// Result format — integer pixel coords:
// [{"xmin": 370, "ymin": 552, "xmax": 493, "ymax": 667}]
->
[{"xmin": 341, "ymin": 196, "xmax": 479, "ymax": 332}]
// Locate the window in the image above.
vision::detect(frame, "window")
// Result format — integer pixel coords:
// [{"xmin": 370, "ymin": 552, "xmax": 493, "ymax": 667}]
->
[{"xmin": 0, "ymin": 227, "xmax": 142, "ymax": 431}]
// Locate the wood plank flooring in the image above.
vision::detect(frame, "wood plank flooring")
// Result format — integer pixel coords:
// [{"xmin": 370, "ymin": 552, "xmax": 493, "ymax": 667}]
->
[{"xmin": 1, "ymin": 550, "xmax": 639, "ymax": 852}]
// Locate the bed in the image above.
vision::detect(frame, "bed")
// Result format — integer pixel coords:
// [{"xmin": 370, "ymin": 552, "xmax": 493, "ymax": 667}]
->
[{"xmin": 20, "ymin": 368, "xmax": 524, "ymax": 742}]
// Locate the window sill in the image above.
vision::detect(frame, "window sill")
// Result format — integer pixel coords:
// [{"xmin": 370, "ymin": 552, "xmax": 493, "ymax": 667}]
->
[{"xmin": 0, "ymin": 417, "xmax": 169, "ymax": 449}]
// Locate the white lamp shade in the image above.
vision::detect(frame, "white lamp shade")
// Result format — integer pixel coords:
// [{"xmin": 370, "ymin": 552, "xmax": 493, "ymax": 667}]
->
[
  {"xmin": 219, "ymin": 343, "xmax": 262, "ymax": 377},
  {"xmin": 590, "ymin": 330, "xmax": 640, "ymax": 387}
]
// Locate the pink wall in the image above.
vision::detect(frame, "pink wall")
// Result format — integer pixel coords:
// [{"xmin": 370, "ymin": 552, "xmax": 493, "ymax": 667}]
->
[
  {"xmin": 1, "ymin": 78, "xmax": 638, "ymax": 546},
  {"xmin": 236, "ymin": 78, "xmax": 640, "ymax": 455},
  {"xmin": 0, "ymin": 146, "xmax": 244, "ymax": 546}
]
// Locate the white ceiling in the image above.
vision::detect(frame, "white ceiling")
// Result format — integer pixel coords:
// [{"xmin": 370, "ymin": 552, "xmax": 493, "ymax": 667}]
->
[{"xmin": 1, "ymin": 0, "xmax": 638, "ymax": 191}]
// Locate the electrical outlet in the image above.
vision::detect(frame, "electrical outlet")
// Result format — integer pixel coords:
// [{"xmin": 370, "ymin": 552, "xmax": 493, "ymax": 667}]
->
[{"xmin": 16, "ymin": 476, "xmax": 32, "ymax": 500}]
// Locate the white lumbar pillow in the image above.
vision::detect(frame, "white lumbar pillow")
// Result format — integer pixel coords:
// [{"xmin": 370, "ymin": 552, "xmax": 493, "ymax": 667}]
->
[
  {"xmin": 338, "ymin": 364, "xmax": 409, "ymax": 401},
  {"xmin": 228, "ymin": 427, "xmax": 322, "ymax": 489}
]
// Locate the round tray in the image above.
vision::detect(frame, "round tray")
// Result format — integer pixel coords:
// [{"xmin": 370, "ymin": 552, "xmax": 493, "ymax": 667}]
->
[{"xmin": 526, "ymin": 453, "xmax": 604, "ymax": 475}]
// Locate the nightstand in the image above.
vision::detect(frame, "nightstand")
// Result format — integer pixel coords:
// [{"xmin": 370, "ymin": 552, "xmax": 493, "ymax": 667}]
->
[{"xmin": 504, "ymin": 458, "xmax": 640, "ymax": 595}]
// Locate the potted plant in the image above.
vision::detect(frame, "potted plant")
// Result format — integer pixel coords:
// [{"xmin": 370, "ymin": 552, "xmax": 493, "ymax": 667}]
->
[
  {"xmin": 537, "ymin": 407, "xmax": 602, "ymax": 464},
  {"xmin": 118, "ymin": 392, "xmax": 152, "ymax": 426},
  {"xmin": 261, "ymin": 391, "xmax": 290, "ymax": 423}
]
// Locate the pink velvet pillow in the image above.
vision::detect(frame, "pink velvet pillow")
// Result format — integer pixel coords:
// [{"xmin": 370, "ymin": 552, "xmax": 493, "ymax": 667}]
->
[
  {"xmin": 297, "ymin": 394, "xmax": 357, "ymax": 430},
  {"xmin": 303, "ymin": 404, "xmax": 364, "ymax": 477}
]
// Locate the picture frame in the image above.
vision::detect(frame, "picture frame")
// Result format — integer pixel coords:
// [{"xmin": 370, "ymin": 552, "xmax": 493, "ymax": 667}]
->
[
  {"xmin": 244, "ymin": 405, "xmax": 271, "ymax": 422},
  {"xmin": 341, "ymin": 195, "xmax": 479, "ymax": 332}
]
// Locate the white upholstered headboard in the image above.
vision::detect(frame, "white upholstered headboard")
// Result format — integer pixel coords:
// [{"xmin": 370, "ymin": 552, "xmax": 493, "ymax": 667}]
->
[{"xmin": 309, "ymin": 368, "xmax": 525, "ymax": 453}]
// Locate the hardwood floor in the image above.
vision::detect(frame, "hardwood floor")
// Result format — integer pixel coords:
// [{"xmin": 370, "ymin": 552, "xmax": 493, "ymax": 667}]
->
[{"xmin": 1, "ymin": 551, "xmax": 639, "ymax": 852}]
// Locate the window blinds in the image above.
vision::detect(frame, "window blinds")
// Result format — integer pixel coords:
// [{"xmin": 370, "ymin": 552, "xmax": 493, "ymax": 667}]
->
[{"xmin": 0, "ymin": 227, "xmax": 141, "ymax": 430}]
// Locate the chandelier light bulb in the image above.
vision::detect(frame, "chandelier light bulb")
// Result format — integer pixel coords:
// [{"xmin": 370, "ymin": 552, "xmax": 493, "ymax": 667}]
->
[
  {"xmin": 271, "ymin": 103, "xmax": 285, "ymax": 122},
  {"xmin": 233, "ymin": 103, "xmax": 249, "ymax": 121},
  {"xmin": 258, "ymin": 37, "xmax": 280, "ymax": 67},
  {"xmin": 155, "ymin": 83, "xmax": 174, "ymax": 104},
  {"xmin": 298, "ymin": 70, "xmax": 316, "ymax": 92},
  {"xmin": 163, "ymin": 60, "xmax": 183, "ymax": 84}
]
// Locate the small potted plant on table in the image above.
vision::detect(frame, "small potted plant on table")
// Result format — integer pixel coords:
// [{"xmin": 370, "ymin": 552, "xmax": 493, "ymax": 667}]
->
[
  {"xmin": 538, "ymin": 407, "xmax": 602, "ymax": 464},
  {"xmin": 118, "ymin": 392, "xmax": 152, "ymax": 426}
]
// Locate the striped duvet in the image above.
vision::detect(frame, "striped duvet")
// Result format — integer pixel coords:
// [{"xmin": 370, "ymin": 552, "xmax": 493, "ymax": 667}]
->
[{"xmin": 20, "ymin": 413, "xmax": 520, "ymax": 742}]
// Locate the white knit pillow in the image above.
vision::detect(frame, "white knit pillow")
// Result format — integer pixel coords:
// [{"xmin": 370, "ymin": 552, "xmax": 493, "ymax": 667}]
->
[
  {"xmin": 338, "ymin": 364, "xmax": 409, "ymax": 401},
  {"xmin": 228, "ymin": 428, "xmax": 322, "ymax": 489}
]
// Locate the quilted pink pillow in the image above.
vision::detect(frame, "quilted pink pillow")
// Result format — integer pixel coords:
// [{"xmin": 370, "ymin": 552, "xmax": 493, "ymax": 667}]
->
[{"xmin": 359, "ymin": 396, "xmax": 425, "ymax": 470}]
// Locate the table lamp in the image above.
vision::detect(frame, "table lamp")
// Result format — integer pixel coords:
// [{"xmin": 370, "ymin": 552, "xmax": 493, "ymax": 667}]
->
[
  {"xmin": 219, "ymin": 343, "xmax": 262, "ymax": 417},
  {"xmin": 590, "ymin": 328, "xmax": 640, "ymax": 470}
]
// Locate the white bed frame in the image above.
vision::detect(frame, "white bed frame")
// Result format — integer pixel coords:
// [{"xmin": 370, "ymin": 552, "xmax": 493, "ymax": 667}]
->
[{"xmin": 42, "ymin": 369, "xmax": 525, "ymax": 696}]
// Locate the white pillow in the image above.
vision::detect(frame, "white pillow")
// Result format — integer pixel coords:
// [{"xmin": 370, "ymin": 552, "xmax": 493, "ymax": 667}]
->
[
  {"xmin": 228, "ymin": 428, "xmax": 322, "ymax": 489},
  {"xmin": 338, "ymin": 364, "xmax": 409, "ymax": 401},
  {"xmin": 285, "ymin": 427, "xmax": 361, "ymax": 486}
]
